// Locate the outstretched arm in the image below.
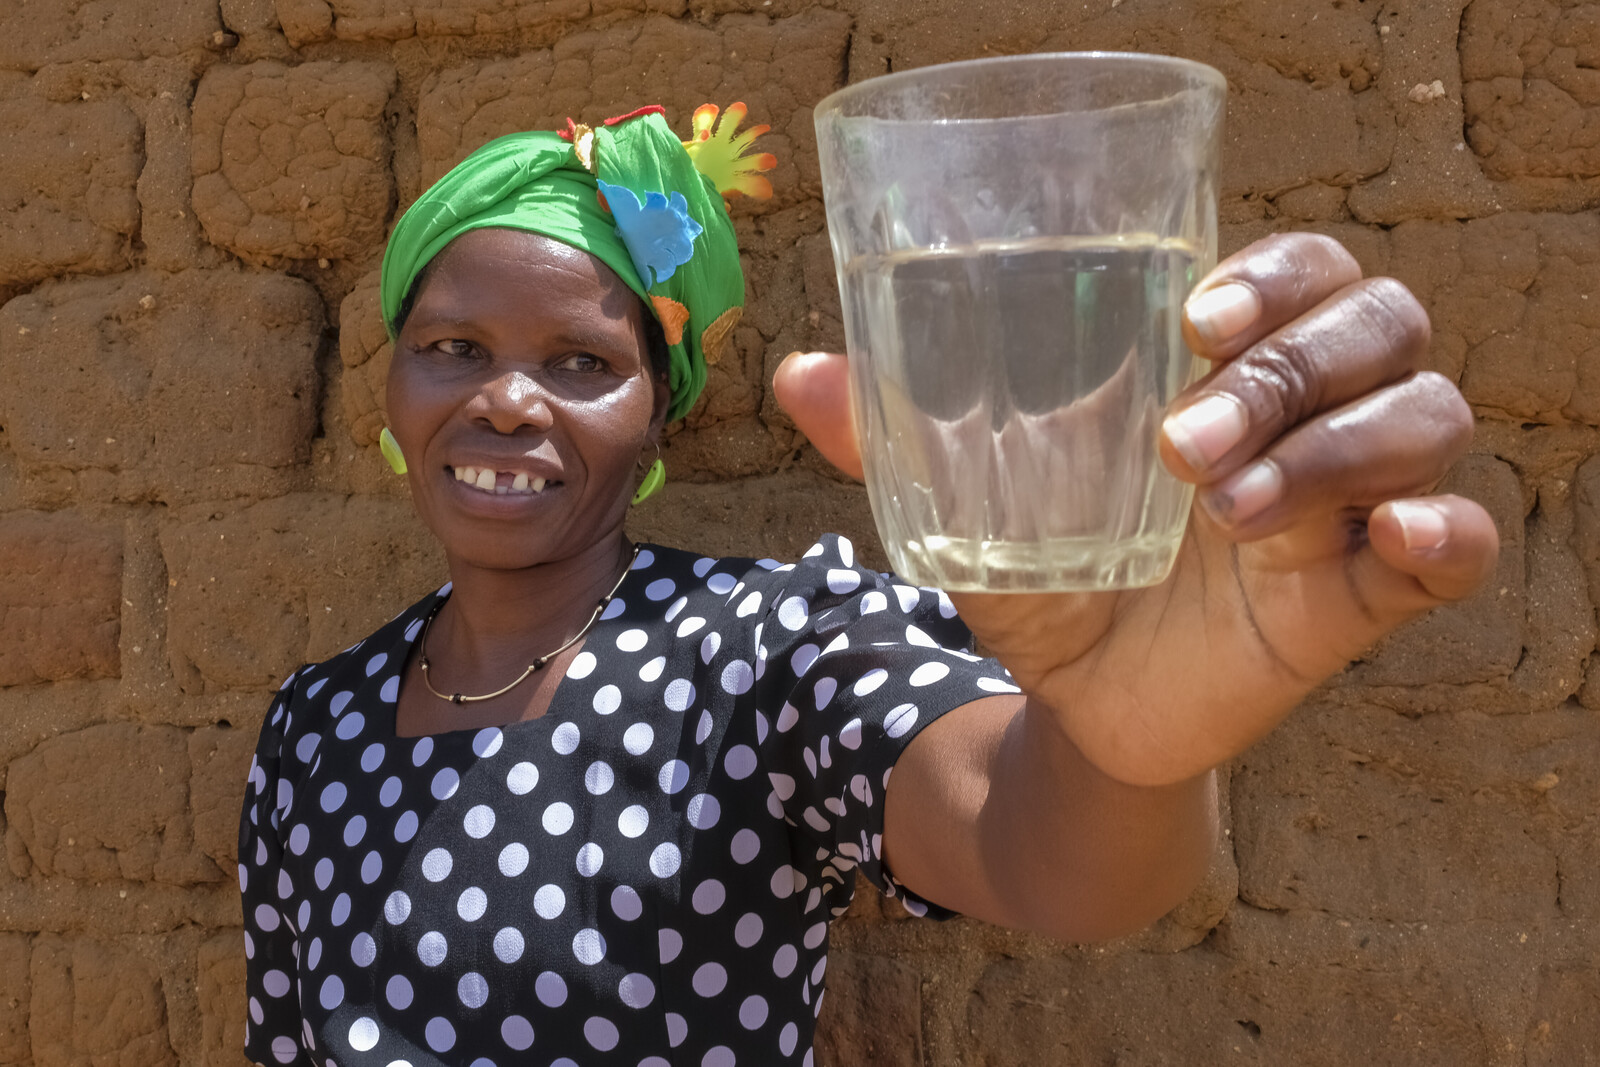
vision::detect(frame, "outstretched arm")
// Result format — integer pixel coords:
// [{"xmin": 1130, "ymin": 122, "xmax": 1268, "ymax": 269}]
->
[{"xmin": 775, "ymin": 233, "xmax": 1498, "ymax": 941}]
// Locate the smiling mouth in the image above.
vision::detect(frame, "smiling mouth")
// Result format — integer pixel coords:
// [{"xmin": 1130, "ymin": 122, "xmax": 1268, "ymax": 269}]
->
[{"xmin": 450, "ymin": 465, "xmax": 556, "ymax": 496}]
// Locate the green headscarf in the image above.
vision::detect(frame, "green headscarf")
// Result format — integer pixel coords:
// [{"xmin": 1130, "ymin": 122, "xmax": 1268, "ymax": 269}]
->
[{"xmin": 380, "ymin": 106, "xmax": 770, "ymax": 422}]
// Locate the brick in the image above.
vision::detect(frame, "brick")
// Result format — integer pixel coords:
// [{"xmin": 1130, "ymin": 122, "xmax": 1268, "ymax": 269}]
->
[
  {"xmin": 411, "ymin": 0, "xmax": 677, "ymax": 38},
  {"xmin": 1511, "ymin": 463, "xmax": 1597, "ymax": 705},
  {"xmin": 1355, "ymin": 213, "xmax": 1600, "ymax": 426},
  {"xmin": 0, "ymin": 270, "xmax": 322, "ymax": 504},
  {"xmin": 725, "ymin": 201, "xmax": 816, "ymax": 343},
  {"xmin": 0, "ymin": 512, "xmax": 121, "ymax": 687},
  {"xmin": 217, "ymin": 0, "xmax": 296, "ymax": 61},
  {"xmin": 414, "ymin": 10, "xmax": 853, "ymax": 198},
  {"xmin": 966, "ymin": 907, "xmax": 1514, "ymax": 1066},
  {"xmin": 192, "ymin": 61, "xmax": 397, "ymax": 263},
  {"xmin": 1463, "ymin": 0, "xmax": 1600, "ymax": 181},
  {"xmin": 0, "ymin": 934, "xmax": 27, "ymax": 1064},
  {"xmin": 159, "ymin": 494, "xmax": 445, "ymax": 692},
  {"xmin": 1231, "ymin": 702, "xmax": 1600, "ymax": 923},
  {"xmin": 661, "ymin": 415, "xmax": 792, "ymax": 481},
  {"xmin": 0, "ymin": 0, "xmax": 218, "ymax": 70},
  {"xmin": 29, "ymin": 935, "xmax": 177, "ymax": 1067},
  {"xmin": 187, "ymin": 726, "xmax": 256, "ymax": 878},
  {"xmin": 5, "ymin": 723, "xmax": 217, "ymax": 884},
  {"xmin": 688, "ymin": 323, "xmax": 763, "ymax": 426},
  {"xmin": 1525, "ymin": 965, "xmax": 1600, "ymax": 1065},
  {"xmin": 1139, "ymin": 777, "xmax": 1239, "ymax": 952},
  {"xmin": 1459, "ymin": 215, "xmax": 1600, "ymax": 423},
  {"xmin": 197, "ymin": 932, "xmax": 250, "ymax": 1067},
  {"xmin": 1270, "ymin": 181, "xmax": 1350, "ymax": 221},
  {"xmin": 0, "ymin": 881, "xmax": 240, "ymax": 937},
  {"xmin": 1210, "ymin": 908, "xmax": 1568, "ymax": 1061},
  {"xmin": 1386, "ymin": 219, "xmax": 1517, "ymax": 385},
  {"xmin": 270, "ymin": 0, "xmax": 712, "ymax": 44},
  {"xmin": 630, "ymin": 469, "xmax": 884, "ymax": 570},
  {"xmin": 1576, "ymin": 452, "xmax": 1600, "ymax": 630},
  {"xmin": 1220, "ymin": 68, "xmax": 1394, "ymax": 201},
  {"xmin": 846, "ymin": 0, "xmax": 1390, "ymax": 203},
  {"xmin": 338, "ymin": 269, "xmax": 391, "ymax": 447},
  {"xmin": 275, "ymin": 0, "xmax": 339, "ymax": 45},
  {"xmin": 0, "ymin": 93, "xmax": 141, "ymax": 287},
  {"xmin": 1344, "ymin": 0, "xmax": 1506, "ymax": 226},
  {"xmin": 798, "ymin": 227, "xmax": 845, "ymax": 349},
  {"xmin": 137, "ymin": 88, "xmax": 212, "ymax": 273},
  {"xmin": 0, "ymin": 681, "xmax": 115, "ymax": 784},
  {"xmin": 814, "ymin": 952, "xmax": 921, "ymax": 1067},
  {"xmin": 1551, "ymin": 801, "xmax": 1600, "ymax": 924}
]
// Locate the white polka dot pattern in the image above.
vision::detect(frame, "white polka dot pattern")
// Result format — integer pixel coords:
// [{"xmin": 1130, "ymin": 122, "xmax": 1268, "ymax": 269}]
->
[{"xmin": 239, "ymin": 536, "xmax": 1015, "ymax": 1065}]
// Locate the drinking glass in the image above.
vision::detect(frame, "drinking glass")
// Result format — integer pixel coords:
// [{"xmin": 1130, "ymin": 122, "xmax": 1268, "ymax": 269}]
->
[{"xmin": 814, "ymin": 53, "xmax": 1225, "ymax": 591}]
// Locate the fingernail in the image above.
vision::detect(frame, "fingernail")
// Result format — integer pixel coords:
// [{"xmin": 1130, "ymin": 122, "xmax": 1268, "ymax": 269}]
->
[
  {"xmin": 1164, "ymin": 394, "xmax": 1249, "ymax": 472},
  {"xmin": 1391, "ymin": 501, "xmax": 1448, "ymax": 552},
  {"xmin": 1187, "ymin": 282, "xmax": 1262, "ymax": 345},
  {"xmin": 1203, "ymin": 460, "xmax": 1282, "ymax": 525}
]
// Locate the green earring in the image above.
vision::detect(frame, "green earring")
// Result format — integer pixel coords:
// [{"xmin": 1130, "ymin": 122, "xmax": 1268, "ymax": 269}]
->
[
  {"xmin": 379, "ymin": 427, "xmax": 407, "ymax": 475},
  {"xmin": 632, "ymin": 457, "xmax": 665, "ymax": 505}
]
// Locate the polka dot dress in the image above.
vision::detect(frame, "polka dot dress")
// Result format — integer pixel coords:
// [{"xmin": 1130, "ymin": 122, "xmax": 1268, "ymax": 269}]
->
[{"xmin": 240, "ymin": 536, "xmax": 1020, "ymax": 1066}]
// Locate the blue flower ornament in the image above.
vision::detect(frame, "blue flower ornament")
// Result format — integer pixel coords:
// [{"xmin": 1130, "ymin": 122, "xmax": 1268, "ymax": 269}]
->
[{"xmin": 596, "ymin": 179, "xmax": 705, "ymax": 287}]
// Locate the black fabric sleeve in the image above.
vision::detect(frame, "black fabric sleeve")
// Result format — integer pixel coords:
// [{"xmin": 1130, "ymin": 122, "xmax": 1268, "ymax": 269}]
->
[
  {"xmin": 749, "ymin": 536, "xmax": 1020, "ymax": 918},
  {"xmin": 238, "ymin": 671, "xmax": 315, "ymax": 1067}
]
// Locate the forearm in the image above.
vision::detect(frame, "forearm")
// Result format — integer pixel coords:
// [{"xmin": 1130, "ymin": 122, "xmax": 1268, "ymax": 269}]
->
[
  {"xmin": 885, "ymin": 694, "xmax": 1219, "ymax": 943},
  {"xmin": 976, "ymin": 698, "xmax": 1218, "ymax": 942}
]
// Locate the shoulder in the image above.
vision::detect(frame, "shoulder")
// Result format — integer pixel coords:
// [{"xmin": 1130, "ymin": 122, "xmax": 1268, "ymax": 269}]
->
[
  {"xmin": 638, "ymin": 535, "xmax": 965, "ymax": 628},
  {"xmin": 629, "ymin": 540, "xmax": 770, "ymax": 590},
  {"xmin": 632, "ymin": 534, "xmax": 890, "ymax": 613},
  {"xmin": 253, "ymin": 587, "xmax": 442, "ymax": 757},
  {"xmin": 754, "ymin": 535, "xmax": 972, "ymax": 650},
  {"xmin": 633, "ymin": 534, "xmax": 977, "ymax": 671},
  {"xmin": 640, "ymin": 533, "xmax": 911, "ymax": 593}
]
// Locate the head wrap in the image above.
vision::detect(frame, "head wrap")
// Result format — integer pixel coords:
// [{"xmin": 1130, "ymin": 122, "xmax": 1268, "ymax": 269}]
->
[{"xmin": 380, "ymin": 104, "xmax": 774, "ymax": 422}]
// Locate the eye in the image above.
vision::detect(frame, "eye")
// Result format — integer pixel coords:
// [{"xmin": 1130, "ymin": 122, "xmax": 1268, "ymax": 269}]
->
[
  {"xmin": 428, "ymin": 338, "xmax": 478, "ymax": 360},
  {"xmin": 556, "ymin": 353, "xmax": 604, "ymax": 373}
]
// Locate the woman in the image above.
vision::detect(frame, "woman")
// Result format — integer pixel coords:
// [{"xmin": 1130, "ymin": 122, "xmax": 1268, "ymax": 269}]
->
[{"xmin": 240, "ymin": 104, "xmax": 1496, "ymax": 1066}]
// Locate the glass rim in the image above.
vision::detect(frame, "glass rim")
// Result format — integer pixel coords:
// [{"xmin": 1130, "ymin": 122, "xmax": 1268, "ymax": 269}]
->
[{"xmin": 815, "ymin": 51, "xmax": 1227, "ymax": 120}]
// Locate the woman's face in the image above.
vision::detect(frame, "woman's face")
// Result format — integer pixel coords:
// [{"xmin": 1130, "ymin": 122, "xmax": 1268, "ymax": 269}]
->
[{"xmin": 387, "ymin": 228, "xmax": 669, "ymax": 571}]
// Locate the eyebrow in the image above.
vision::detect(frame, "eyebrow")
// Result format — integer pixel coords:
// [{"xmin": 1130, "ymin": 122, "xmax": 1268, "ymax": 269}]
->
[{"xmin": 409, "ymin": 308, "xmax": 636, "ymax": 351}]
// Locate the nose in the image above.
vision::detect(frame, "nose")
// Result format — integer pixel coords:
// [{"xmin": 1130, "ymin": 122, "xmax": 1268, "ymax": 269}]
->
[{"xmin": 467, "ymin": 370, "xmax": 554, "ymax": 435}]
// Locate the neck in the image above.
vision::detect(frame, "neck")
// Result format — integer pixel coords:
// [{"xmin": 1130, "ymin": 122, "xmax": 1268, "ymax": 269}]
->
[{"xmin": 432, "ymin": 531, "xmax": 636, "ymax": 679}]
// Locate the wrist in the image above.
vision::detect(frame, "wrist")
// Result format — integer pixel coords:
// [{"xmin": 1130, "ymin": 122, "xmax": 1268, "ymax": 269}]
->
[{"xmin": 1020, "ymin": 691, "xmax": 1224, "ymax": 790}]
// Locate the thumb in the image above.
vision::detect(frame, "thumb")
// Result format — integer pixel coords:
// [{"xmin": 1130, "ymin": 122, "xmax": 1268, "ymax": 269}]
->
[{"xmin": 773, "ymin": 351, "xmax": 864, "ymax": 481}]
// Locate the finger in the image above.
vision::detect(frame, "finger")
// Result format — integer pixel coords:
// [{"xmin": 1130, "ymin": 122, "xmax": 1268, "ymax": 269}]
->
[
  {"xmin": 1162, "ymin": 276, "xmax": 1432, "ymax": 481},
  {"xmin": 1364, "ymin": 494, "xmax": 1501, "ymax": 606},
  {"xmin": 772, "ymin": 350, "xmax": 864, "ymax": 480},
  {"xmin": 1198, "ymin": 371, "xmax": 1472, "ymax": 540},
  {"xmin": 1182, "ymin": 232, "xmax": 1363, "ymax": 361}
]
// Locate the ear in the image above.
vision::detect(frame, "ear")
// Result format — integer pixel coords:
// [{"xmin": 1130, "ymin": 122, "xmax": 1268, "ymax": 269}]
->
[{"xmin": 647, "ymin": 370, "xmax": 673, "ymax": 439}]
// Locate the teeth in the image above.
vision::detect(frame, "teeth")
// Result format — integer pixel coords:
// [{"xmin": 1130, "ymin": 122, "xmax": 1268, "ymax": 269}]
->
[{"xmin": 455, "ymin": 466, "xmax": 550, "ymax": 494}]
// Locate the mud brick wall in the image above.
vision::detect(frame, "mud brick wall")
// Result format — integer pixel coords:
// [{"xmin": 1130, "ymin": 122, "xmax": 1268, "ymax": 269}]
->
[{"xmin": 0, "ymin": 0, "xmax": 1596, "ymax": 1063}]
